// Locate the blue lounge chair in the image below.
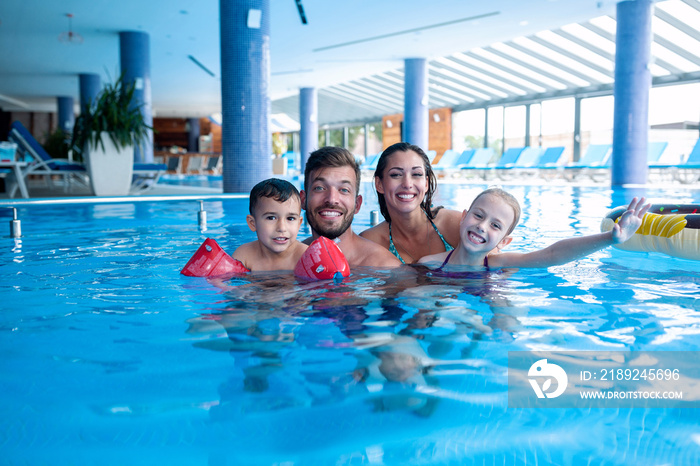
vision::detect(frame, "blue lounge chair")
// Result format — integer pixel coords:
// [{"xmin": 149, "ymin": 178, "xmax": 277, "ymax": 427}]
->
[
  {"xmin": 454, "ymin": 149, "xmax": 476, "ymax": 168},
  {"xmin": 647, "ymin": 141, "xmax": 668, "ymax": 164},
  {"xmin": 360, "ymin": 153, "xmax": 380, "ymax": 173},
  {"xmin": 536, "ymin": 146, "xmax": 566, "ymax": 168},
  {"xmin": 562, "ymin": 144, "xmax": 612, "ymax": 180},
  {"xmin": 9, "ymin": 121, "xmax": 166, "ymax": 196},
  {"xmin": 533, "ymin": 146, "xmax": 566, "ymax": 178},
  {"xmin": 459, "ymin": 147, "xmax": 496, "ymax": 178},
  {"xmin": 473, "ymin": 146, "xmax": 525, "ymax": 179},
  {"xmin": 432, "ymin": 149, "xmax": 460, "ymax": 172},
  {"xmin": 436, "ymin": 149, "xmax": 476, "ymax": 177},
  {"xmin": 281, "ymin": 151, "xmax": 300, "ymax": 174},
  {"xmin": 426, "ymin": 150, "xmax": 437, "ymax": 163},
  {"xmin": 8, "ymin": 121, "xmax": 89, "ymax": 197},
  {"xmin": 204, "ymin": 155, "xmax": 222, "ymax": 174},
  {"xmin": 650, "ymin": 139, "xmax": 700, "ymax": 184},
  {"xmin": 492, "ymin": 146, "xmax": 545, "ymax": 179}
]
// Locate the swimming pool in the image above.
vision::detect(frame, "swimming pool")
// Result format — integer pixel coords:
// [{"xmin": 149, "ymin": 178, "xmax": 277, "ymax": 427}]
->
[{"xmin": 2, "ymin": 182, "xmax": 700, "ymax": 465}]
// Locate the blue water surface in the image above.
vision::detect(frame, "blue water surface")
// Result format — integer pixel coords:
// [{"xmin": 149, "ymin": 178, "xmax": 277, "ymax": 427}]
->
[{"xmin": 1, "ymin": 182, "xmax": 699, "ymax": 465}]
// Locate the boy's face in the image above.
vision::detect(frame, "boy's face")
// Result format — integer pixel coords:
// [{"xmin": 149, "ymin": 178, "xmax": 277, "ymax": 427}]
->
[
  {"xmin": 460, "ymin": 193, "xmax": 515, "ymax": 253},
  {"xmin": 300, "ymin": 166, "xmax": 361, "ymax": 240},
  {"xmin": 247, "ymin": 196, "xmax": 303, "ymax": 253}
]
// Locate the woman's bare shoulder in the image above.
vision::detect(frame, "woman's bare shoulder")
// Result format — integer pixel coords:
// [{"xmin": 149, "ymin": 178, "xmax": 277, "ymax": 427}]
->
[
  {"xmin": 433, "ymin": 208, "xmax": 463, "ymax": 245},
  {"xmin": 434, "ymin": 208, "xmax": 463, "ymax": 224}
]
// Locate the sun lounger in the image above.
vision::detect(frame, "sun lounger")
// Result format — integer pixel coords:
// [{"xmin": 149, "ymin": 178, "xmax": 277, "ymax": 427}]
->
[
  {"xmin": 432, "ymin": 149, "xmax": 460, "ymax": 172},
  {"xmin": 459, "ymin": 147, "xmax": 496, "ymax": 178},
  {"xmin": 9, "ymin": 121, "xmax": 165, "ymax": 196},
  {"xmin": 204, "ymin": 155, "xmax": 222, "ymax": 174},
  {"xmin": 562, "ymin": 144, "xmax": 612, "ymax": 180},
  {"xmin": 650, "ymin": 139, "xmax": 700, "ymax": 184},
  {"xmin": 7, "ymin": 121, "xmax": 89, "ymax": 197}
]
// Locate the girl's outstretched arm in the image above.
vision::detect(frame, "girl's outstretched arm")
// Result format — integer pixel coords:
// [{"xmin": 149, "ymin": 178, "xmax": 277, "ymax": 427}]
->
[{"xmin": 489, "ymin": 197, "xmax": 650, "ymax": 268}]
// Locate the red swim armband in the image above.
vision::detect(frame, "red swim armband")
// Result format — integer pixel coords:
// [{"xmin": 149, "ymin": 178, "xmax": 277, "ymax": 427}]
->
[
  {"xmin": 294, "ymin": 236, "xmax": 350, "ymax": 281},
  {"xmin": 180, "ymin": 238, "xmax": 250, "ymax": 277}
]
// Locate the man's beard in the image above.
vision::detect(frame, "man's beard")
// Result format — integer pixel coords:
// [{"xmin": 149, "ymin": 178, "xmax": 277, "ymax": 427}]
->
[{"xmin": 307, "ymin": 204, "xmax": 355, "ymax": 240}]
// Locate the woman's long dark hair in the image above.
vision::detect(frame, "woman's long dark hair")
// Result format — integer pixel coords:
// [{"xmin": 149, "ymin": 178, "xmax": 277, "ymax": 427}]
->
[{"xmin": 374, "ymin": 142, "xmax": 438, "ymax": 224}]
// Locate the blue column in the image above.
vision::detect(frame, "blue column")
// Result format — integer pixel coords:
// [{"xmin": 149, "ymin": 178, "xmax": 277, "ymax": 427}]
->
[
  {"xmin": 612, "ymin": 0, "xmax": 652, "ymax": 186},
  {"xmin": 57, "ymin": 96, "xmax": 74, "ymax": 133},
  {"xmin": 187, "ymin": 118, "xmax": 200, "ymax": 152},
  {"xmin": 574, "ymin": 97, "xmax": 582, "ymax": 162},
  {"xmin": 119, "ymin": 31, "xmax": 154, "ymax": 163},
  {"xmin": 220, "ymin": 0, "xmax": 272, "ymax": 193},
  {"xmin": 299, "ymin": 87, "xmax": 318, "ymax": 174},
  {"xmin": 404, "ymin": 58, "xmax": 429, "ymax": 150},
  {"xmin": 79, "ymin": 73, "xmax": 101, "ymax": 112}
]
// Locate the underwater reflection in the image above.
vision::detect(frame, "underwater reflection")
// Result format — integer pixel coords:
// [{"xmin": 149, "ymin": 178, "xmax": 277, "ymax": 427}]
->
[{"xmin": 185, "ymin": 264, "xmax": 526, "ymax": 421}]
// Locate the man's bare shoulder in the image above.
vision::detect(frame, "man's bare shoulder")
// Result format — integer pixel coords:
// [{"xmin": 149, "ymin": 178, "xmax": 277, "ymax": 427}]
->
[{"xmin": 352, "ymin": 234, "xmax": 401, "ymax": 267}]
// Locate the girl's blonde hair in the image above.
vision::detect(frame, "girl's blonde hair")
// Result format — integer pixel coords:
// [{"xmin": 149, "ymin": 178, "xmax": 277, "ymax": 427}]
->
[{"xmin": 469, "ymin": 188, "xmax": 521, "ymax": 236}]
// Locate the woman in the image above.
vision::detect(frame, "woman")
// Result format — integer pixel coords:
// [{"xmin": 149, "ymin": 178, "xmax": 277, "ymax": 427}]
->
[{"xmin": 359, "ymin": 142, "xmax": 463, "ymax": 264}]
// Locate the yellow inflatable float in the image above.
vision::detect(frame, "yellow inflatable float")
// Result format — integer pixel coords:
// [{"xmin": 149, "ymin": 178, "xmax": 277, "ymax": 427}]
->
[{"xmin": 601, "ymin": 204, "xmax": 700, "ymax": 261}]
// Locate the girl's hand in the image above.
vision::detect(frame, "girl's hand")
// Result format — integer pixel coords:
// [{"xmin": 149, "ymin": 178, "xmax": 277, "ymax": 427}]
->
[{"xmin": 612, "ymin": 197, "xmax": 651, "ymax": 243}]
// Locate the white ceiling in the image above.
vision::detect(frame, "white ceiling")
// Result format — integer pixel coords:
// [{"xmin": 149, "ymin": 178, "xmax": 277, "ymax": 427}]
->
[{"xmin": 0, "ymin": 0, "xmax": 647, "ymax": 125}]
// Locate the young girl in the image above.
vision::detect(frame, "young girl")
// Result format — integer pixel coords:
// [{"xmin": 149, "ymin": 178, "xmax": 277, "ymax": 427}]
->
[{"xmin": 418, "ymin": 188, "xmax": 650, "ymax": 269}]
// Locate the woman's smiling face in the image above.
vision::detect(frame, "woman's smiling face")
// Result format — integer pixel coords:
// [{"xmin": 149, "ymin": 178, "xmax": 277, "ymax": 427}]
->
[{"xmin": 375, "ymin": 150, "xmax": 429, "ymax": 215}]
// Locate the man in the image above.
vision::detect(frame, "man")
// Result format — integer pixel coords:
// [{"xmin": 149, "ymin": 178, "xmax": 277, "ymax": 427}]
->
[{"xmin": 300, "ymin": 146, "xmax": 401, "ymax": 268}]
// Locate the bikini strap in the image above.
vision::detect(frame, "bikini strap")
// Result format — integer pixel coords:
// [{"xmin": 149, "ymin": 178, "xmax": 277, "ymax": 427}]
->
[
  {"xmin": 388, "ymin": 223, "xmax": 407, "ymax": 264},
  {"xmin": 428, "ymin": 216, "xmax": 454, "ymax": 252},
  {"xmin": 436, "ymin": 249, "xmax": 455, "ymax": 271}
]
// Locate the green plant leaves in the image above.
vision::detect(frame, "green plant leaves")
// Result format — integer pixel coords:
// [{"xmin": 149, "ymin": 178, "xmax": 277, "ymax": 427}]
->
[{"xmin": 71, "ymin": 73, "xmax": 152, "ymax": 157}]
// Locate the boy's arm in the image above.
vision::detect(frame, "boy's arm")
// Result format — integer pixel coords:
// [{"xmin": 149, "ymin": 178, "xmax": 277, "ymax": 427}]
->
[
  {"xmin": 232, "ymin": 242, "xmax": 256, "ymax": 270},
  {"xmin": 492, "ymin": 197, "xmax": 650, "ymax": 268}
]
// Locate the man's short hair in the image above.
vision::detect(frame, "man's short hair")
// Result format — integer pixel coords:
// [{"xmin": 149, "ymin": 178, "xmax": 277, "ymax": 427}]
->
[
  {"xmin": 249, "ymin": 178, "xmax": 300, "ymax": 215},
  {"xmin": 304, "ymin": 146, "xmax": 361, "ymax": 195}
]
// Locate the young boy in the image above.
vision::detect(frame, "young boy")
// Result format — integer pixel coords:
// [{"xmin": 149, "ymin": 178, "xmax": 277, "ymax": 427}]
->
[
  {"xmin": 233, "ymin": 178, "xmax": 308, "ymax": 271},
  {"xmin": 419, "ymin": 187, "xmax": 650, "ymax": 269}
]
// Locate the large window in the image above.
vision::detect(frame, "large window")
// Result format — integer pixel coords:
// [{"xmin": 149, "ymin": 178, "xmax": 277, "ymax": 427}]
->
[{"xmin": 452, "ymin": 109, "xmax": 486, "ymax": 152}]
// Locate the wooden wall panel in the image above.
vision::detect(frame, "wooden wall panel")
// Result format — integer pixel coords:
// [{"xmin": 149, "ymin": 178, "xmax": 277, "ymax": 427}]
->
[
  {"xmin": 382, "ymin": 113, "xmax": 403, "ymax": 149},
  {"xmin": 429, "ymin": 107, "xmax": 452, "ymax": 161},
  {"xmin": 153, "ymin": 117, "xmax": 188, "ymax": 149},
  {"xmin": 381, "ymin": 107, "xmax": 453, "ymax": 159}
]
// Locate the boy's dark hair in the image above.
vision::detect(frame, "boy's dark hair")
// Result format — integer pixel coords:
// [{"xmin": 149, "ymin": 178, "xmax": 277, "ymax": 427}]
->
[
  {"xmin": 249, "ymin": 178, "xmax": 301, "ymax": 215},
  {"xmin": 303, "ymin": 146, "xmax": 361, "ymax": 195}
]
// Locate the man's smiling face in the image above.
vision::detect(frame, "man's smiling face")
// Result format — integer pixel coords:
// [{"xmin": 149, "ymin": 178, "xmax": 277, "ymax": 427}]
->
[{"xmin": 301, "ymin": 166, "xmax": 361, "ymax": 240}]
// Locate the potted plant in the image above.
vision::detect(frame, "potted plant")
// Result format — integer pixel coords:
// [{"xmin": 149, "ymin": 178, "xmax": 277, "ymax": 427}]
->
[{"xmin": 71, "ymin": 74, "xmax": 151, "ymax": 196}]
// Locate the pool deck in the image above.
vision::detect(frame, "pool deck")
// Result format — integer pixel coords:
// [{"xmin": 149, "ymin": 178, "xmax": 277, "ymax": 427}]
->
[{"xmin": 0, "ymin": 171, "xmax": 697, "ymax": 203}]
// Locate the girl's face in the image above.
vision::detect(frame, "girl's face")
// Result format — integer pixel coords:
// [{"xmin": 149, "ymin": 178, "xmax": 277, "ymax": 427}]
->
[
  {"xmin": 375, "ymin": 150, "xmax": 429, "ymax": 215},
  {"xmin": 459, "ymin": 193, "xmax": 515, "ymax": 254}
]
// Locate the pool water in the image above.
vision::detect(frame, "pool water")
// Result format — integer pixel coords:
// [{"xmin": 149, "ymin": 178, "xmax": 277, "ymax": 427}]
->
[{"xmin": 2, "ymin": 182, "xmax": 700, "ymax": 465}]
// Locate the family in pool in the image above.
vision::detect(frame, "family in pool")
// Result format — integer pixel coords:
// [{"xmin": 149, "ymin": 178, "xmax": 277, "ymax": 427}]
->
[{"xmin": 232, "ymin": 142, "xmax": 650, "ymax": 274}]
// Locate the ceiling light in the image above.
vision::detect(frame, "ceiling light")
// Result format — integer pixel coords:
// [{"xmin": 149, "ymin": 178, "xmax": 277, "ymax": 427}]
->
[{"xmin": 58, "ymin": 13, "xmax": 83, "ymax": 44}]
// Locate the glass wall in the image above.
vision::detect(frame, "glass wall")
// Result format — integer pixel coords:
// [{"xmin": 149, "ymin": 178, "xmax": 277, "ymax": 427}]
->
[
  {"xmin": 452, "ymin": 109, "xmax": 485, "ymax": 152},
  {"xmin": 648, "ymin": 82, "xmax": 700, "ymax": 163}
]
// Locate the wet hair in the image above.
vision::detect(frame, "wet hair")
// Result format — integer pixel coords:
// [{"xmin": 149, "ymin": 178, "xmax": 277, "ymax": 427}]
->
[
  {"xmin": 373, "ymin": 142, "xmax": 439, "ymax": 223},
  {"xmin": 249, "ymin": 178, "xmax": 300, "ymax": 215},
  {"xmin": 303, "ymin": 146, "xmax": 361, "ymax": 195},
  {"xmin": 469, "ymin": 187, "xmax": 521, "ymax": 236}
]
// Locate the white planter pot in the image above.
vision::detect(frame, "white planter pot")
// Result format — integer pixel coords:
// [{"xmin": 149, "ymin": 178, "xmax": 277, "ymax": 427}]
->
[{"xmin": 86, "ymin": 132, "xmax": 133, "ymax": 196}]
